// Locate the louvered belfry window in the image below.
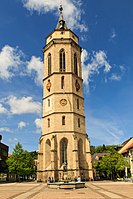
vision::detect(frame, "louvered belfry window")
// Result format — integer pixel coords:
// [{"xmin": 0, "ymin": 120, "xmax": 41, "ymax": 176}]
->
[{"xmin": 60, "ymin": 49, "xmax": 65, "ymax": 72}]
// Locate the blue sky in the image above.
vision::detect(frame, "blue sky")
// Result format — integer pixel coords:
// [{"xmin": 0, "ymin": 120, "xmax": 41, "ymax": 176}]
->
[{"xmin": 0, "ymin": 0, "xmax": 133, "ymax": 153}]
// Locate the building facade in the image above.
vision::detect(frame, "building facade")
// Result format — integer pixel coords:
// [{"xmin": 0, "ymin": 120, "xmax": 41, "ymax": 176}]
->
[
  {"xmin": 0, "ymin": 135, "xmax": 9, "ymax": 173},
  {"xmin": 119, "ymin": 138, "xmax": 133, "ymax": 178},
  {"xmin": 37, "ymin": 4, "xmax": 93, "ymax": 182}
]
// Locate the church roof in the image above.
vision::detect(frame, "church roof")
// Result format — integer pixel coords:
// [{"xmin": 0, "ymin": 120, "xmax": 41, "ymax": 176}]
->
[{"xmin": 56, "ymin": 3, "xmax": 68, "ymax": 30}]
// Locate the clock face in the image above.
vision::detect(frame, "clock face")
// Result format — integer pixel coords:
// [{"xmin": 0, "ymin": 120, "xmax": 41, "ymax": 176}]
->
[{"xmin": 60, "ymin": 99, "xmax": 67, "ymax": 106}]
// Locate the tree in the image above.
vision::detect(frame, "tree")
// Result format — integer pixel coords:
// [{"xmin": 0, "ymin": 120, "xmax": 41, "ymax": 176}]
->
[
  {"xmin": 91, "ymin": 144, "xmax": 118, "ymax": 155},
  {"xmin": 93, "ymin": 151, "xmax": 129, "ymax": 180},
  {"xmin": 6, "ymin": 142, "xmax": 36, "ymax": 181}
]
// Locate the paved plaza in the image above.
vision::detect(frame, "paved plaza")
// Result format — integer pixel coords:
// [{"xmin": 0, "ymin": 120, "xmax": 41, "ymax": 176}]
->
[{"xmin": 0, "ymin": 181, "xmax": 133, "ymax": 199}]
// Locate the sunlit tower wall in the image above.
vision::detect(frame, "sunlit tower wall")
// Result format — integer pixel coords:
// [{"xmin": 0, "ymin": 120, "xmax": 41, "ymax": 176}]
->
[{"xmin": 37, "ymin": 4, "xmax": 93, "ymax": 182}]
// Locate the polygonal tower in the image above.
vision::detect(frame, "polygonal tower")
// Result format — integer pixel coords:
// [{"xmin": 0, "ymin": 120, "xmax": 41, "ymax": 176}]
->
[{"xmin": 37, "ymin": 4, "xmax": 93, "ymax": 182}]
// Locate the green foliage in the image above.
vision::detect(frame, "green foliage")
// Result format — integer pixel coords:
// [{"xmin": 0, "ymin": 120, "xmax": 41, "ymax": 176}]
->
[
  {"xmin": 91, "ymin": 144, "xmax": 118, "ymax": 155},
  {"xmin": 6, "ymin": 142, "xmax": 37, "ymax": 180},
  {"xmin": 93, "ymin": 151, "xmax": 129, "ymax": 179}
]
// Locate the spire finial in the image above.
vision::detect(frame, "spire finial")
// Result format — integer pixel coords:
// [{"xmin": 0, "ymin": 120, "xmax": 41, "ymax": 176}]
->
[
  {"xmin": 60, "ymin": 0, "xmax": 62, "ymax": 7},
  {"xmin": 59, "ymin": 0, "xmax": 63, "ymax": 13},
  {"xmin": 56, "ymin": 0, "xmax": 68, "ymax": 30}
]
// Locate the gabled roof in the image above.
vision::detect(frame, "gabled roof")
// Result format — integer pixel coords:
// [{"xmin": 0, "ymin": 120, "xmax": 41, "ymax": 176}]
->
[
  {"xmin": 121, "ymin": 137, "xmax": 133, "ymax": 146},
  {"xmin": 92, "ymin": 153, "xmax": 109, "ymax": 162},
  {"xmin": 119, "ymin": 137, "xmax": 133, "ymax": 154}
]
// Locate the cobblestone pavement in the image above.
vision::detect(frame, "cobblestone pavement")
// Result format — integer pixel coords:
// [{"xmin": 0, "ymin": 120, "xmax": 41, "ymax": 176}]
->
[{"xmin": 0, "ymin": 181, "xmax": 133, "ymax": 199}]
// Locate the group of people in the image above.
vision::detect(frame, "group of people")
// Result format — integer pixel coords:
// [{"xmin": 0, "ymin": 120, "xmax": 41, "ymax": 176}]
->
[
  {"xmin": 47, "ymin": 177, "xmax": 55, "ymax": 183},
  {"xmin": 47, "ymin": 176, "xmax": 82, "ymax": 183}
]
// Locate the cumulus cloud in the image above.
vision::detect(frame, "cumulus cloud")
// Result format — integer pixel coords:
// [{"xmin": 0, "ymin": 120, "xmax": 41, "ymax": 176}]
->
[
  {"xmin": 22, "ymin": 0, "xmax": 87, "ymax": 32},
  {"xmin": 0, "ymin": 127, "xmax": 11, "ymax": 133},
  {"xmin": 18, "ymin": 121, "xmax": 27, "ymax": 129},
  {"xmin": 81, "ymin": 49, "xmax": 111, "ymax": 88},
  {"xmin": 35, "ymin": 118, "xmax": 42, "ymax": 133},
  {"xmin": 0, "ymin": 104, "xmax": 7, "ymax": 114},
  {"xmin": 0, "ymin": 45, "xmax": 23, "ymax": 80},
  {"xmin": 7, "ymin": 96, "xmax": 41, "ymax": 115},
  {"xmin": 27, "ymin": 56, "xmax": 44, "ymax": 86},
  {"xmin": 0, "ymin": 45, "xmax": 43, "ymax": 87}
]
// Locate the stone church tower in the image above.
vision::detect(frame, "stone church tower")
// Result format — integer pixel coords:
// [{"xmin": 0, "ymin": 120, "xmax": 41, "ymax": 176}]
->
[{"xmin": 37, "ymin": 4, "xmax": 93, "ymax": 182}]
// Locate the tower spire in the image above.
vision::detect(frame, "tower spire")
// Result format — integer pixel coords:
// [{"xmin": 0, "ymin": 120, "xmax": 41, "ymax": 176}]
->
[
  {"xmin": 60, "ymin": 0, "xmax": 62, "ymax": 7},
  {"xmin": 59, "ymin": 0, "xmax": 63, "ymax": 21},
  {"xmin": 56, "ymin": 0, "xmax": 68, "ymax": 30}
]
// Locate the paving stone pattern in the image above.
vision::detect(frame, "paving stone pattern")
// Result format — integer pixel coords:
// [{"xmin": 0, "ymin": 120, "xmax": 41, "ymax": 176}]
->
[{"xmin": 0, "ymin": 181, "xmax": 133, "ymax": 199}]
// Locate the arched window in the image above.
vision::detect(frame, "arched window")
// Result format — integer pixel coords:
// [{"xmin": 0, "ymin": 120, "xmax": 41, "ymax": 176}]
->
[
  {"xmin": 39, "ymin": 139, "xmax": 43, "ymax": 170},
  {"xmin": 60, "ymin": 138, "xmax": 68, "ymax": 165},
  {"xmin": 60, "ymin": 49, "xmax": 65, "ymax": 72},
  {"xmin": 62, "ymin": 116, "xmax": 65, "ymax": 125},
  {"xmin": 45, "ymin": 139, "xmax": 51, "ymax": 168},
  {"xmin": 61, "ymin": 76, "xmax": 64, "ymax": 90},
  {"xmin": 48, "ymin": 118, "xmax": 50, "ymax": 128},
  {"xmin": 74, "ymin": 53, "xmax": 78, "ymax": 75},
  {"xmin": 48, "ymin": 53, "xmax": 51, "ymax": 75},
  {"xmin": 78, "ymin": 139, "xmax": 83, "ymax": 168}
]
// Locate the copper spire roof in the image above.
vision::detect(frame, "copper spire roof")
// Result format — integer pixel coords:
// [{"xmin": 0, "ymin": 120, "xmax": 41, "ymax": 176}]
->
[{"xmin": 56, "ymin": 2, "xmax": 68, "ymax": 30}]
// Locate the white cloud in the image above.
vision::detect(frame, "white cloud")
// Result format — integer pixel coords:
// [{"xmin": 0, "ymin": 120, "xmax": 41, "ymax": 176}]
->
[
  {"xmin": 110, "ymin": 30, "xmax": 117, "ymax": 39},
  {"xmin": 27, "ymin": 56, "xmax": 43, "ymax": 86},
  {"xmin": 87, "ymin": 115, "xmax": 124, "ymax": 145},
  {"xmin": 7, "ymin": 96, "xmax": 41, "ymax": 115},
  {"xmin": 119, "ymin": 65, "xmax": 125, "ymax": 72},
  {"xmin": 0, "ymin": 127, "xmax": 11, "ymax": 133},
  {"xmin": 0, "ymin": 104, "xmax": 7, "ymax": 114},
  {"xmin": 22, "ymin": 0, "xmax": 87, "ymax": 32},
  {"xmin": 8, "ymin": 137, "xmax": 18, "ymax": 143},
  {"xmin": 109, "ymin": 74, "xmax": 121, "ymax": 81},
  {"xmin": 0, "ymin": 45, "xmax": 43, "ymax": 87},
  {"xmin": 81, "ymin": 49, "xmax": 112, "ymax": 88},
  {"xmin": 108, "ymin": 65, "xmax": 125, "ymax": 82},
  {"xmin": 35, "ymin": 118, "xmax": 42, "ymax": 133},
  {"xmin": 18, "ymin": 121, "xmax": 27, "ymax": 129},
  {"xmin": 0, "ymin": 45, "xmax": 23, "ymax": 80},
  {"xmin": 81, "ymin": 49, "xmax": 90, "ymax": 86}
]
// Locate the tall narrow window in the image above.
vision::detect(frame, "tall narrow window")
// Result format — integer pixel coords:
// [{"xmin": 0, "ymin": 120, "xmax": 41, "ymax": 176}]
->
[
  {"xmin": 45, "ymin": 139, "xmax": 51, "ymax": 168},
  {"xmin": 60, "ymin": 49, "xmax": 65, "ymax": 72},
  {"xmin": 48, "ymin": 99, "xmax": 50, "ymax": 107},
  {"xmin": 48, "ymin": 53, "xmax": 51, "ymax": 75},
  {"xmin": 74, "ymin": 53, "xmax": 78, "ymax": 75},
  {"xmin": 48, "ymin": 118, "xmax": 50, "ymax": 128},
  {"xmin": 61, "ymin": 76, "xmax": 64, "ymax": 90},
  {"xmin": 62, "ymin": 116, "xmax": 65, "ymax": 125},
  {"xmin": 77, "ymin": 99, "xmax": 79, "ymax": 109},
  {"xmin": 62, "ymin": 140, "xmax": 67, "ymax": 164},
  {"xmin": 78, "ymin": 118, "xmax": 80, "ymax": 128},
  {"xmin": 60, "ymin": 138, "xmax": 68, "ymax": 165},
  {"xmin": 78, "ymin": 139, "xmax": 83, "ymax": 168}
]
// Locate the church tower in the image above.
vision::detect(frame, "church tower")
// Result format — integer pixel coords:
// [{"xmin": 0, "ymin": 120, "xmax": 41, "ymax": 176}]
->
[{"xmin": 37, "ymin": 3, "xmax": 93, "ymax": 182}]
